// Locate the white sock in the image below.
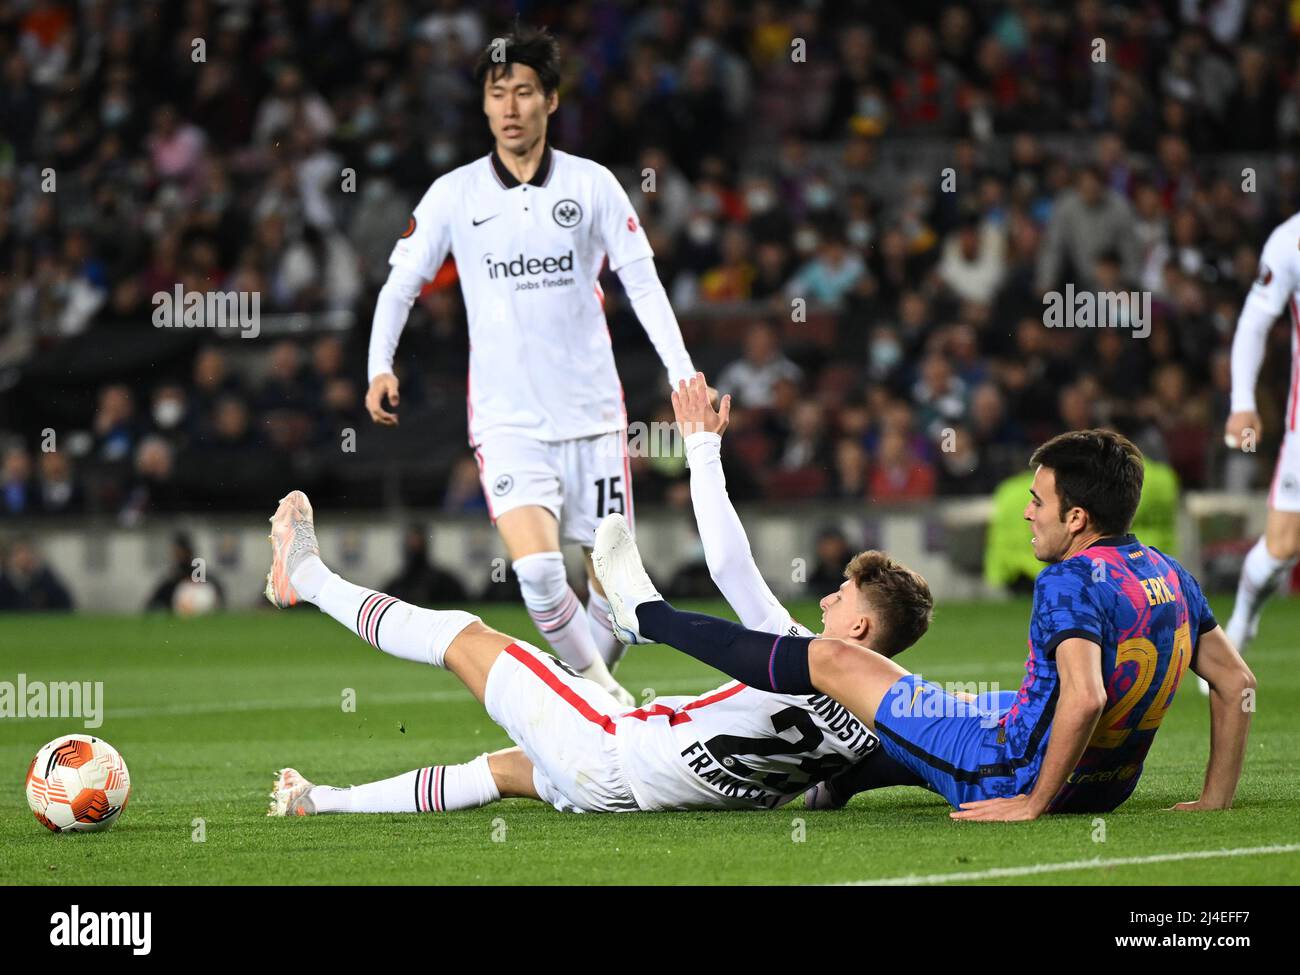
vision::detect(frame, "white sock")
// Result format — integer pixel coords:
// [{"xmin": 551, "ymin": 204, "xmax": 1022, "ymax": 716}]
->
[
  {"xmin": 293, "ymin": 555, "xmax": 478, "ymax": 668},
  {"xmin": 1226, "ymin": 536, "xmax": 1296, "ymax": 652},
  {"xmin": 309, "ymin": 754, "xmax": 500, "ymax": 813},
  {"xmin": 514, "ymin": 552, "xmax": 598, "ymax": 671},
  {"xmin": 586, "ymin": 589, "xmax": 627, "ymax": 670}
]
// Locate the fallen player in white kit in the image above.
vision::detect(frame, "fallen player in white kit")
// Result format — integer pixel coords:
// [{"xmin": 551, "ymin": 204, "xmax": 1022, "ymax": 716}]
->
[{"xmin": 266, "ymin": 380, "xmax": 934, "ymax": 816}]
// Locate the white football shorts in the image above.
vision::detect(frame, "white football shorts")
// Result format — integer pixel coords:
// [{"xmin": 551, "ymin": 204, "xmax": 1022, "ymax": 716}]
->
[{"xmin": 472, "ymin": 430, "xmax": 634, "ymax": 546}]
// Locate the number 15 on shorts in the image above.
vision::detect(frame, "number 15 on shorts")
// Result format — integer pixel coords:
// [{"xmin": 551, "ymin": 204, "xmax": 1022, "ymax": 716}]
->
[{"xmin": 594, "ymin": 476, "xmax": 624, "ymax": 518}]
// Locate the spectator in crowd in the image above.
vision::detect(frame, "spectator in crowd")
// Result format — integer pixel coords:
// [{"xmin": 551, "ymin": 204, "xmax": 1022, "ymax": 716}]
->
[
  {"xmin": 1035, "ymin": 165, "xmax": 1140, "ymax": 292},
  {"xmin": 143, "ymin": 532, "xmax": 225, "ymax": 613},
  {"xmin": 382, "ymin": 524, "xmax": 469, "ymax": 604},
  {"xmin": 869, "ymin": 428, "xmax": 936, "ymax": 503},
  {"xmin": 0, "ymin": 536, "xmax": 73, "ymax": 612},
  {"xmin": 1, "ymin": 446, "xmax": 35, "ymax": 518},
  {"xmin": 806, "ymin": 527, "xmax": 853, "ymax": 597},
  {"xmin": 715, "ymin": 321, "xmax": 803, "ymax": 409}
]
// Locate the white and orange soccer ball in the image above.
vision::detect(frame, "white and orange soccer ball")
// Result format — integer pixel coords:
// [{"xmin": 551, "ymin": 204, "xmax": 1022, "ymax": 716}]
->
[{"xmin": 25, "ymin": 734, "xmax": 131, "ymax": 833}]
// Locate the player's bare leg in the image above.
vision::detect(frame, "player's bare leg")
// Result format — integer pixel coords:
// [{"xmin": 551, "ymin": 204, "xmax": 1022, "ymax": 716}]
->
[
  {"xmin": 496, "ymin": 504, "xmax": 633, "ymax": 704},
  {"xmin": 1211, "ymin": 508, "xmax": 1300, "ymax": 694}
]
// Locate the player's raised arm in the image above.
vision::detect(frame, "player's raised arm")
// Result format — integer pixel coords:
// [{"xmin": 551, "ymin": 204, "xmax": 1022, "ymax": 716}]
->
[
  {"xmin": 1177, "ymin": 626, "xmax": 1256, "ymax": 811},
  {"xmin": 365, "ymin": 180, "xmax": 453, "ymax": 426},
  {"xmin": 1227, "ymin": 225, "xmax": 1295, "ymax": 446},
  {"xmin": 673, "ymin": 372, "xmax": 803, "ymax": 632},
  {"xmin": 594, "ymin": 165, "xmax": 696, "ymax": 388}
]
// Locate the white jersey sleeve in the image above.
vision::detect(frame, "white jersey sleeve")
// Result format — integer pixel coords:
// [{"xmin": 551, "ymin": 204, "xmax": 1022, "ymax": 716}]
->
[
  {"xmin": 616, "ymin": 257, "xmax": 695, "ymax": 387},
  {"xmin": 388, "ymin": 177, "xmax": 454, "ymax": 278},
  {"xmin": 366, "ymin": 265, "xmax": 426, "ymax": 383},
  {"xmin": 684, "ymin": 430, "xmax": 808, "ymax": 636},
  {"xmin": 596, "ymin": 165, "xmax": 695, "ymax": 386},
  {"xmin": 366, "ymin": 178, "xmax": 455, "ymax": 382},
  {"xmin": 1232, "ymin": 219, "xmax": 1300, "ymax": 414},
  {"xmin": 593, "ymin": 165, "xmax": 654, "ymax": 272}
]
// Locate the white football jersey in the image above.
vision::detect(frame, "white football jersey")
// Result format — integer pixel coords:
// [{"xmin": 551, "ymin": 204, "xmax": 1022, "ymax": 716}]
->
[
  {"xmin": 388, "ymin": 146, "xmax": 659, "ymax": 444},
  {"xmin": 613, "ymin": 616, "xmax": 880, "ymax": 811},
  {"xmin": 1239, "ymin": 211, "xmax": 1300, "ymax": 430}
]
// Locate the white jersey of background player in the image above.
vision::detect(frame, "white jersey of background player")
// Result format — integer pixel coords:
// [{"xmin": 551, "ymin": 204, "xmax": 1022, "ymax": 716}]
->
[
  {"xmin": 364, "ymin": 26, "xmax": 697, "ymax": 706},
  {"xmin": 1219, "ymin": 210, "xmax": 1300, "ymax": 689},
  {"xmin": 265, "ymin": 380, "xmax": 931, "ymax": 817}
]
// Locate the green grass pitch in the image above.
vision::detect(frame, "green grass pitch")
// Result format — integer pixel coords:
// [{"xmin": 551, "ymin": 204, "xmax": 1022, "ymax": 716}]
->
[{"xmin": 2, "ymin": 598, "xmax": 1297, "ymax": 886}]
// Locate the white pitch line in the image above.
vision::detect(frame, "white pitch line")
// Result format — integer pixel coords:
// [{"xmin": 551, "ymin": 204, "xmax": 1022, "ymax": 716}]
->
[{"xmin": 841, "ymin": 843, "xmax": 1300, "ymax": 886}]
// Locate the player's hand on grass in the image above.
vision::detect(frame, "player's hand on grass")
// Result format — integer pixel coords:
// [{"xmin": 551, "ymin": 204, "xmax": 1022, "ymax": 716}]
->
[
  {"xmin": 366, "ymin": 373, "xmax": 401, "ymax": 426},
  {"xmin": 1224, "ymin": 411, "xmax": 1260, "ymax": 450},
  {"xmin": 672, "ymin": 372, "xmax": 730, "ymax": 439},
  {"xmin": 949, "ymin": 794, "xmax": 1045, "ymax": 822}
]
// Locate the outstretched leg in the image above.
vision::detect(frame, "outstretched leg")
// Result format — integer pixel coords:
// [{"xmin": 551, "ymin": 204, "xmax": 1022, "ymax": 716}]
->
[
  {"xmin": 264, "ymin": 493, "xmax": 634, "ymax": 816},
  {"xmin": 266, "ymin": 490, "xmax": 521, "ymax": 704},
  {"xmin": 269, "ymin": 747, "xmax": 539, "ymax": 817}
]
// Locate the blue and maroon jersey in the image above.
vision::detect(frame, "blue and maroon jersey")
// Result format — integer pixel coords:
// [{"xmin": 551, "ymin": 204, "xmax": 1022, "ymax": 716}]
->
[{"xmin": 1000, "ymin": 534, "xmax": 1217, "ymax": 813}]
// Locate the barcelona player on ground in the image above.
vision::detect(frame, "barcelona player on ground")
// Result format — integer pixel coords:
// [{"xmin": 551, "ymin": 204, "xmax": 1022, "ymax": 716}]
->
[{"xmin": 595, "ymin": 430, "xmax": 1257, "ymax": 820}]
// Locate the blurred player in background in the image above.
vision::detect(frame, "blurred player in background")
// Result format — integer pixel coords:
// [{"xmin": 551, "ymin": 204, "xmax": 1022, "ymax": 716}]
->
[
  {"xmin": 1220, "ymin": 212, "xmax": 1300, "ymax": 693},
  {"xmin": 364, "ymin": 25, "xmax": 700, "ymax": 705}
]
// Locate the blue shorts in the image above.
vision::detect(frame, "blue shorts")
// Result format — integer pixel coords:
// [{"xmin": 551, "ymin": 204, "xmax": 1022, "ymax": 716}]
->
[{"xmin": 873, "ymin": 676, "xmax": 1031, "ymax": 809}]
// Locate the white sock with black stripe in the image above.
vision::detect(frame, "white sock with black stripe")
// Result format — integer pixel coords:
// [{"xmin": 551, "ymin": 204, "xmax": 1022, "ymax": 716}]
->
[
  {"xmin": 308, "ymin": 754, "xmax": 500, "ymax": 814},
  {"xmin": 292, "ymin": 556, "xmax": 479, "ymax": 668}
]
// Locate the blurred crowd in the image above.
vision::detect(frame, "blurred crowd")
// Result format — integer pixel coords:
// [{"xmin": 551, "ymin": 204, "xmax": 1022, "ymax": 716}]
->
[{"xmin": 2, "ymin": 0, "xmax": 1299, "ymax": 524}]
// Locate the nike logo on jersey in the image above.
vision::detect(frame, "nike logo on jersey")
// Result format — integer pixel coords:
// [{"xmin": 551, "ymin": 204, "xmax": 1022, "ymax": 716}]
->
[{"xmin": 472, "ymin": 214, "xmax": 500, "ymax": 227}]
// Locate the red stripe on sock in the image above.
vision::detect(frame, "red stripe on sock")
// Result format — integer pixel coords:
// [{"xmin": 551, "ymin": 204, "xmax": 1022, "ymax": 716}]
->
[{"xmin": 504, "ymin": 643, "xmax": 618, "ymax": 735}]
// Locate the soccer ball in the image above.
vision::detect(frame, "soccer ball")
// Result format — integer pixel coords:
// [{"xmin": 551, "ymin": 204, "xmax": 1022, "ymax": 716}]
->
[{"xmin": 25, "ymin": 734, "xmax": 131, "ymax": 833}]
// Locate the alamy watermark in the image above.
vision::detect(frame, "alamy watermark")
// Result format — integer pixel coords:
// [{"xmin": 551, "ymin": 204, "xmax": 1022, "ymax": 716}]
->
[
  {"xmin": 0, "ymin": 674, "xmax": 103, "ymax": 728},
  {"xmin": 884, "ymin": 675, "xmax": 1004, "ymax": 729},
  {"xmin": 1043, "ymin": 285, "xmax": 1150, "ymax": 339},
  {"xmin": 152, "ymin": 285, "xmax": 261, "ymax": 338}
]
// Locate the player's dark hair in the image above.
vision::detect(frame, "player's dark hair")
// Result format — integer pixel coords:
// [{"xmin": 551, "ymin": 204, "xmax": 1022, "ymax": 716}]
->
[
  {"xmin": 1030, "ymin": 429, "xmax": 1144, "ymax": 536},
  {"xmin": 473, "ymin": 23, "xmax": 561, "ymax": 95},
  {"xmin": 844, "ymin": 551, "xmax": 933, "ymax": 657}
]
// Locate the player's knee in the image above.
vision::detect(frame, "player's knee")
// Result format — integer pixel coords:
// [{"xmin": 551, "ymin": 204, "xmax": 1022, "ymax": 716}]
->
[
  {"xmin": 513, "ymin": 551, "xmax": 569, "ymax": 609},
  {"xmin": 1265, "ymin": 519, "xmax": 1300, "ymax": 559}
]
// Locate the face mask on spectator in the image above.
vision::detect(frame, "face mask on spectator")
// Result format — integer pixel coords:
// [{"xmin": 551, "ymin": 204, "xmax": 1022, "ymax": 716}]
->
[
  {"xmin": 871, "ymin": 339, "xmax": 902, "ymax": 372},
  {"xmin": 805, "ymin": 183, "xmax": 833, "ymax": 210},
  {"xmin": 847, "ymin": 219, "xmax": 873, "ymax": 248},
  {"xmin": 367, "ymin": 142, "xmax": 396, "ymax": 168},
  {"xmin": 102, "ymin": 99, "xmax": 131, "ymax": 127},
  {"xmin": 745, "ymin": 188, "xmax": 774, "ymax": 214},
  {"xmin": 687, "ymin": 217, "xmax": 716, "ymax": 246},
  {"xmin": 153, "ymin": 399, "xmax": 185, "ymax": 429},
  {"xmin": 794, "ymin": 227, "xmax": 819, "ymax": 255},
  {"xmin": 428, "ymin": 139, "xmax": 457, "ymax": 168}
]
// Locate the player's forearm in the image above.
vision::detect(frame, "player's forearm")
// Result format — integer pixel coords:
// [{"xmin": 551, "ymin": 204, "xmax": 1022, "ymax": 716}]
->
[
  {"xmin": 1229, "ymin": 300, "xmax": 1276, "ymax": 414},
  {"xmin": 617, "ymin": 257, "xmax": 695, "ymax": 384},
  {"xmin": 1199, "ymin": 682, "xmax": 1254, "ymax": 808},
  {"xmin": 1026, "ymin": 695, "xmax": 1104, "ymax": 811},
  {"xmin": 684, "ymin": 432, "xmax": 788, "ymax": 630},
  {"xmin": 367, "ymin": 266, "xmax": 425, "ymax": 382},
  {"xmin": 636, "ymin": 601, "xmax": 815, "ymax": 693}
]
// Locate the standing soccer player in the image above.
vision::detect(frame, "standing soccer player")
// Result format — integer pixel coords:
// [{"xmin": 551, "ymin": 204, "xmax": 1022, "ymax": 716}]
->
[
  {"xmin": 364, "ymin": 26, "xmax": 698, "ymax": 704},
  {"xmin": 1222, "ymin": 212, "xmax": 1300, "ymax": 686}
]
